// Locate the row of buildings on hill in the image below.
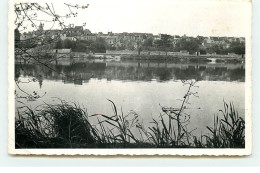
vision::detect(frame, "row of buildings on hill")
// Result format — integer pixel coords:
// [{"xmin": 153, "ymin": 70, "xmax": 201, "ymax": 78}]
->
[{"xmin": 18, "ymin": 23, "xmax": 245, "ymax": 53}]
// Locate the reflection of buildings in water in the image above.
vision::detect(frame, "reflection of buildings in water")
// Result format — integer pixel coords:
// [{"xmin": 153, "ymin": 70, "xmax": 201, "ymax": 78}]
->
[
  {"xmin": 205, "ymin": 75, "xmax": 210, "ymax": 81},
  {"xmin": 15, "ymin": 60, "xmax": 245, "ymax": 84},
  {"xmin": 74, "ymin": 79, "xmax": 83, "ymax": 85},
  {"xmin": 63, "ymin": 77, "xmax": 74, "ymax": 84},
  {"xmin": 36, "ymin": 75, "xmax": 43, "ymax": 88},
  {"xmin": 63, "ymin": 78, "xmax": 83, "ymax": 85},
  {"xmin": 198, "ymin": 66, "xmax": 206, "ymax": 70}
]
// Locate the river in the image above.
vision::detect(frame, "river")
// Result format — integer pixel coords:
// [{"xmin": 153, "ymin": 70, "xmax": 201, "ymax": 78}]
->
[{"xmin": 15, "ymin": 59, "xmax": 245, "ymax": 136}]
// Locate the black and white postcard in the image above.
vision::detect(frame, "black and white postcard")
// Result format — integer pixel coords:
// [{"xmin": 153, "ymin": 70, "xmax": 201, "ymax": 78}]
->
[{"xmin": 8, "ymin": 0, "xmax": 252, "ymax": 155}]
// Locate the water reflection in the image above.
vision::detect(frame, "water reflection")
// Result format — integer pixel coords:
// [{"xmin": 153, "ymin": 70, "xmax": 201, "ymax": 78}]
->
[
  {"xmin": 15, "ymin": 59, "xmax": 245, "ymax": 85},
  {"xmin": 15, "ymin": 59, "xmax": 245, "ymax": 136}
]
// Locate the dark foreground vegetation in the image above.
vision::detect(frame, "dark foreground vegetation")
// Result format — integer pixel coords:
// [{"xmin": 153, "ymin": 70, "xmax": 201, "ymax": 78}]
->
[{"xmin": 15, "ymin": 100, "xmax": 245, "ymax": 149}]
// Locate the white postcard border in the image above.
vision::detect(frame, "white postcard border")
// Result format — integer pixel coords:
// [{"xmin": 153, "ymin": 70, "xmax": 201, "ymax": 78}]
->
[{"xmin": 8, "ymin": 0, "xmax": 252, "ymax": 156}]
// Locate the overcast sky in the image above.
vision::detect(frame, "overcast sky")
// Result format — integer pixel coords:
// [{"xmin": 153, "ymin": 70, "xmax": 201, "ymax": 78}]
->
[{"xmin": 19, "ymin": 0, "xmax": 251, "ymax": 37}]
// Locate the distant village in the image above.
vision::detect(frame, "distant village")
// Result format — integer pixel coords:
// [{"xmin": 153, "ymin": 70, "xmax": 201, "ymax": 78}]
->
[{"xmin": 15, "ymin": 23, "xmax": 246, "ymax": 58}]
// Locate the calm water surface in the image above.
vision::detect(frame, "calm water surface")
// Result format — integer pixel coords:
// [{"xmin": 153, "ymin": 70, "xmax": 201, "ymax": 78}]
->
[{"xmin": 15, "ymin": 59, "xmax": 245, "ymax": 134}]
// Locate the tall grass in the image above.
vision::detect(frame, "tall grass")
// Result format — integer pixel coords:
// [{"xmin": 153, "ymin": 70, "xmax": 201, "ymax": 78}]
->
[
  {"xmin": 15, "ymin": 100, "xmax": 245, "ymax": 148},
  {"xmin": 204, "ymin": 102, "xmax": 245, "ymax": 148},
  {"xmin": 16, "ymin": 102, "xmax": 98, "ymax": 148}
]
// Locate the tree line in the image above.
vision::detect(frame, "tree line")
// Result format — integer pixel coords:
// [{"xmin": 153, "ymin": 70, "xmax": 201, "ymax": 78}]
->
[
  {"xmin": 52, "ymin": 34, "xmax": 245, "ymax": 57},
  {"xmin": 54, "ymin": 38, "xmax": 106, "ymax": 53}
]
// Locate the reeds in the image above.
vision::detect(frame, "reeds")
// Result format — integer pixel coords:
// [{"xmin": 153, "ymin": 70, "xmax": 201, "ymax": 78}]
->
[
  {"xmin": 15, "ymin": 99, "xmax": 245, "ymax": 148},
  {"xmin": 204, "ymin": 102, "xmax": 245, "ymax": 148},
  {"xmin": 15, "ymin": 102, "xmax": 98, "ymax": 148}
]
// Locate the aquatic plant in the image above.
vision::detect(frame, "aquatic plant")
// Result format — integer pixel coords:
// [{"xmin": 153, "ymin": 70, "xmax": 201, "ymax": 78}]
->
[
  {"xmin": 15, "ymin": 99, "xmax": 245, "ymax": 148},
  {"xmin": 204, "ymin": 102, "xmax": 245, "ymax": 148}
]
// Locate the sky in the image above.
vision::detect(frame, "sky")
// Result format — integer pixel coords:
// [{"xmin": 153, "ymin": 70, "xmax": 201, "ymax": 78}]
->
[{"xmin": 16, "ymin": 0, "xmax": 251, "ymax": 37}]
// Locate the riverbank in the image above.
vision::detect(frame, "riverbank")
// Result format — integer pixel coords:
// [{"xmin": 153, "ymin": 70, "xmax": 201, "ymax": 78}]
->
[
  {"xmin": 87, "ymin": 54, "xmax": 244, "ymax": 64},
  {"xmin": 69, "ymin": 50, "xmax": 244, "ymax": 62}
]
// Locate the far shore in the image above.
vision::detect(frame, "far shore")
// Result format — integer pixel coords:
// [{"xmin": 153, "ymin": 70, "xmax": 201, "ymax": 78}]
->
[
  {"xmin": 83, "ymin": 53, "xmax": 245, "ymax": 63},
  {"xmin": 71, "ymin": 50, "xmax": 244, "ymax": 60},
  {"xmin": 15, "ymin": 49, "xmax": 245, "ymax": 65}
]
